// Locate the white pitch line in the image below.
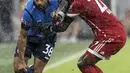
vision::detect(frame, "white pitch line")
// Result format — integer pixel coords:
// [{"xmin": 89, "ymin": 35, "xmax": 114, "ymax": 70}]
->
[
  {"xmin": 44, "ymin": 49, "xmax": 86, "ymax": 71},
  {"xmin": 0, "ymin": 49, "xmax": 86, "ymax": 72}
]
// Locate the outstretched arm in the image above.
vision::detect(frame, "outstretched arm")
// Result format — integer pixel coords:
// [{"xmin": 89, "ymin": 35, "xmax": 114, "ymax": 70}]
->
[
  {"xmin": 18, "ymin": 22, "xmax": 28, "ymax": 61},
  {"xmin": 15, "ymin": 22, "xmax": 28, "ymax": 72}
]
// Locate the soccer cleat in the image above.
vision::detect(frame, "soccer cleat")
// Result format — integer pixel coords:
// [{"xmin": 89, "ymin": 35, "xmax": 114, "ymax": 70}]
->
[{"xmin": 26, "ymin": 65, "xmax": 34, "ymax": 73}]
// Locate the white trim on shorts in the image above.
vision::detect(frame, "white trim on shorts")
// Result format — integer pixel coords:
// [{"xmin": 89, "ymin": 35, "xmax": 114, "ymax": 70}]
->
[
  {"xmin": 87, "ymin": 48, "xmax": 106, "ymax": 60},
  {"xmin": 87, "ymin": 38, "xmax": 114, "ymax": 60}
]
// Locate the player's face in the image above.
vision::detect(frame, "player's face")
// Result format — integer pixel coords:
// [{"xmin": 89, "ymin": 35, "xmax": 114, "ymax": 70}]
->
[{"xmin": 34, "ymin": 0, "xmax": 48, "ymax": 9}]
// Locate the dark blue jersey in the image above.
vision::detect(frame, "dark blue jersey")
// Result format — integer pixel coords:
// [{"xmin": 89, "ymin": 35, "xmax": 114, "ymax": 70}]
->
[{"xmin": 22, "ymin": 0, "xmax": 58, "ymax": 38}]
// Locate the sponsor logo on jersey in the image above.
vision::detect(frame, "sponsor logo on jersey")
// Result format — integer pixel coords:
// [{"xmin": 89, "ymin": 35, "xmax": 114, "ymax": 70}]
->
[{"xmin": 100, "ymin": 51, "xmax": 105, "ymax": 55}]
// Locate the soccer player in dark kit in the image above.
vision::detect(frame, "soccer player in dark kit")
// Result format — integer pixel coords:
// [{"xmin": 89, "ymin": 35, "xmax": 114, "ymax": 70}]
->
[{"xmin": 13, "ymin": 0, "xmax": 61, "ymax": 73}]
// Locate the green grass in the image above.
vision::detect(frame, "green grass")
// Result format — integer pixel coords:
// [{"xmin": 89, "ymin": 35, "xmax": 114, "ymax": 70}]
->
[
  {"xmin": 0, "ymin": 38, "xmax": 130, "ymax": 73},
  {"xmin": 48, "ymin": 40, "xmax": 91, "ymax": 64},
  {"xmin": 0, "ymin": 43, "xmax": 15, "ymax": 73},
  {"xmin": 0, "ymin": 40, "xmax": 90, "ymax": 73},
  {"xmin": 44, "ymin": 58, "xmax": 81, "ymax": 73},
  {"xmin": 44, "ymin": 37, "xmax": 130, "ymax": 73}
]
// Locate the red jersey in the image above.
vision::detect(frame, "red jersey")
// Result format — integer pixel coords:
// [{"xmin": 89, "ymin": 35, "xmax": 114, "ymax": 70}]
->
[
  {"xmin": 66, "ymin": 0, "xmax": 126, "ymax": 59},
  {"xmin": 67, "ymin": 0, "xmax": 126, "ymax": 40}
]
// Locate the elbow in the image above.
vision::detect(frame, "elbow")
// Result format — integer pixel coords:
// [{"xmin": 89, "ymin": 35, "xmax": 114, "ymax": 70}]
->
[
  {"xmin": 61, "ymin": 27, "xmax": 67, "ymax": 32},
  {"xmin": 52, "ymin": 26, "xmax": 66, "ymax": 32},
  {"xmin": 57, "ymin": 27, "xmax": 67, "ymax": 32},
  {"xmin": 55, "ymin": 29, "xmax": 65, "ymax": 32}
]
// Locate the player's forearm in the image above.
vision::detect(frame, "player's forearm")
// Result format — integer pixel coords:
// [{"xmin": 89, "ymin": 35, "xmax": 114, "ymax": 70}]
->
[
  {"xmin": 52, "ymin": 23, "xmax": 70, "ymax": 32},
  {"xmin": 17, "ymin": 30, "xmax": 27, "ymax": 60},
  {"xmin": 52, "ymin": 15, "xmax": 74, "ymax": 32}
]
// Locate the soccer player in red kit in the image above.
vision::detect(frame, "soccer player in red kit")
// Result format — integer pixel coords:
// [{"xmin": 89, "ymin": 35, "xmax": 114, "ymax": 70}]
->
[{"xmin": 54, "ymin": 0, "xmax": 127, "ymax": 73}]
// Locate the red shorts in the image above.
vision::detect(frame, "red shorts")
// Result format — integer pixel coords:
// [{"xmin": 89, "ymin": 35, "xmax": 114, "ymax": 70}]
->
[{"xmin": 86, "ymin": 36, "xmax": 126, "ymax": 60}]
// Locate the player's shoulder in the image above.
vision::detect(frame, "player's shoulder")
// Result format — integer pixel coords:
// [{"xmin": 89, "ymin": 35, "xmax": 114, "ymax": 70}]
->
[
  {"xmin": 49, "ymin": 0, "xmax": 59, "ymax": 7},
  {"xmin": 49, "ymin": 0, "xmax": 58, "ymax": 4},
  {"xmin": 71, "ymin": 0, "xmax": 84, "ymax": 9},
  {"xmin": 24, "ymin": 0, "xmax": 34, "ymax": 11},
  {"xmin": 22, "ymin": 0, "xmax": 33, "ymax": 24},
  {"xmin": 22, "ymin": 0, "xmax": 34, "ymax": 18},
  {"xmin": 68, "ymin": 0, "xmax": 86, "ymax": 14}
]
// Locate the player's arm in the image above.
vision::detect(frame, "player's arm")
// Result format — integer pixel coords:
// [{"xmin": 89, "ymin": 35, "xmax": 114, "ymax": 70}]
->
[
  {"xmin": 48, "ymin": 0, "xmax": 72, "ymax": 32},
  {"xmin": 52, "ymin": 15, "xmax": 75, "ymax": 32},
  {"xmin": 17, "ymin": 21, "xmax": 28, "ymax": 61},
  {"xmin": 17, "ymin": 8, "xmax": 32, "ymax": 61},
  {"xmin": 50, "ymin": 0, "xmax": 83, "ymax": 32},
  {"xmin": 51, "ymin": 10, "xmax": 79, "ymax": 32}
]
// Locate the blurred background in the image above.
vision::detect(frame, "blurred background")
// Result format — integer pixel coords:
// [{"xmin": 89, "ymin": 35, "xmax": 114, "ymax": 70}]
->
[{"xmin": 0, "ymin": 0, "xmax": 130, "ymax": 73}]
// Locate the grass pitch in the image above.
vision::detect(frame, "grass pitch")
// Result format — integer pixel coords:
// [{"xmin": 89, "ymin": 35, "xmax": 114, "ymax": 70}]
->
[
  {"xmin": 44, "ymin": 38, "xmax": 130, "ymax": 73},
  {"xmin": 0, "ymin": 38, "xmax": 130, "ymax": 73}
]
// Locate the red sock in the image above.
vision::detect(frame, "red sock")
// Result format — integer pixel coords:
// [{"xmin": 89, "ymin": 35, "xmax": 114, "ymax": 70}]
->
[{"xmin": 81, "ymin": 65, "xmax": 103, "ymax": 73}]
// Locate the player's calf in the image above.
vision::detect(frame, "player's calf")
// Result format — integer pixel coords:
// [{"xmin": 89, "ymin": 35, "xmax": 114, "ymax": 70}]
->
[
  {"xmin": 33, "ymin": 57, "xmax": 47, "ymax": 73},
  {"xmin": 77, "ymin": 51, "xmax": 102, "ymax": 73}
]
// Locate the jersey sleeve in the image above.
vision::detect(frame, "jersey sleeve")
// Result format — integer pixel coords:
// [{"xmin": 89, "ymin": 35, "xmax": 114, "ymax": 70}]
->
[
  {"xmin": 21, "ymin": 10, "xmax": 32, "ymax": 31},
  {"xmin": 67, "ymin": 1, "xmax": 86, "ymax": 17}
]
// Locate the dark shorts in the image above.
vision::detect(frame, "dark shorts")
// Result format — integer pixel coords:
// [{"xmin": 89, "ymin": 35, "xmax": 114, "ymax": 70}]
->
[{"xmin": 14, "ymin": 40, "xmax": 56, "ymax": 62}]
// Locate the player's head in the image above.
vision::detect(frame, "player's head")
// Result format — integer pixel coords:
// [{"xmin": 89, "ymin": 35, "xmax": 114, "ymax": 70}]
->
[{"xmin": 34, "ymin": 0, "xmax": 49, "ymax": 10}]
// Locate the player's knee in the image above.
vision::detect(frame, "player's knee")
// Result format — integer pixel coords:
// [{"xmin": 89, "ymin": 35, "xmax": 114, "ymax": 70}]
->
[
  {"xmin": 33, "ymin": 66, "xmax": 43, "ymax": 73},
  {"xmin": 77, "ymin": 56, "xmax": 89, "ymax": 69},
  {"xmin": 34, "ymin": 69, "xmax": 38, "ymax": 73},
  {"xmin": 77, "ymin": 52, "xmax": 100, "ymax": 69},
  {"xmin": 77, "ymin": 60, "xmax": 83, "ymax": 69}
]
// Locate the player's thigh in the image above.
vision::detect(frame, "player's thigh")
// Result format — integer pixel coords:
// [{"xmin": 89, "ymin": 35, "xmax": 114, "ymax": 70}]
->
[
  {"xmin": 32, "ymin": 42, "xmax": 55, "ymax": 73},
  {"xmin": 33, "ymin": 42, "xmax": 55, "ymax": 63},
  {"xmin": 88, "ymin": 38, "xmax": 125, "ymax": 60},
  {"xmin": 24, "ymin": 41, "xmax": 34, "ymax": 64}
]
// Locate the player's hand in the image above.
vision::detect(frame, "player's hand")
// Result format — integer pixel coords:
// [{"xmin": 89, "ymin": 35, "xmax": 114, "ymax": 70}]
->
[
  {"xmin": 17, "ymin": 60, "xmax": 27, "ymax": 72},
  {"xmin": 55, "ymin": 11, "xmax": 65, "ymax": 25}
]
